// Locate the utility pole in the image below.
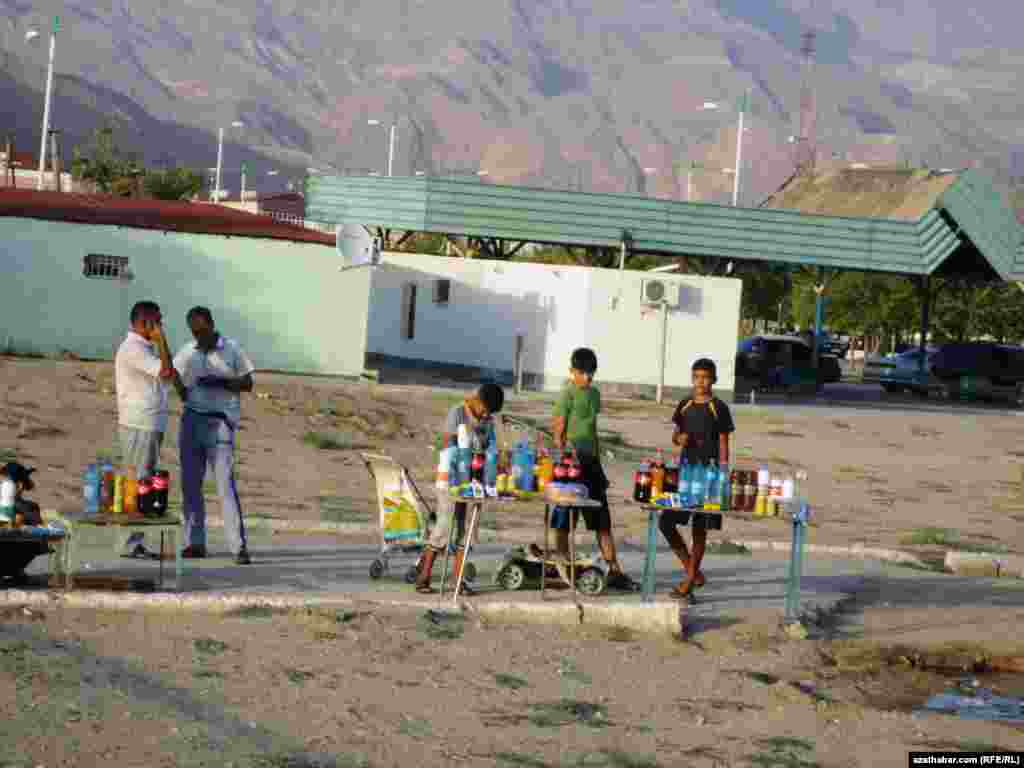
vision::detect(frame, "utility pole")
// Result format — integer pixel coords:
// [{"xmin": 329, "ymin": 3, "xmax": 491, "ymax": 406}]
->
[
  {"xmin": 732, "ymin": 90, "xmax": 749, "ymax": 206},
  {"xmin": 387, "ymin": 123, "xmax": 395, "ymax": 177},
  {"xmin": 36, "ymin": 16, "xmax": 59, "ymax": 191}
]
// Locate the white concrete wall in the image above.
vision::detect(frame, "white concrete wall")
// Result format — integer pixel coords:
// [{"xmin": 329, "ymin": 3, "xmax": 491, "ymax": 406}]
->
[
  {"xmin": 368, "ymin": 252, "xmax": 742, "ymax": 392},
  {"xmin": 0, "ymin": 217, "xmax": 371, "ymax": 376}
]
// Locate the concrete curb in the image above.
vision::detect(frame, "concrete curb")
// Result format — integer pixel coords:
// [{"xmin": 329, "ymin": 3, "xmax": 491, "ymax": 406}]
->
[
  {"xmin": 0, "ymin": 589, "xmax": 686, "ymax": 638},
  {"xmin": 944, "ymin": 551, "xmax": 1024, "ymax": 578},
  {"xmin": 731, "ymin": 540, "xmax": 931, "ymax": 569}
]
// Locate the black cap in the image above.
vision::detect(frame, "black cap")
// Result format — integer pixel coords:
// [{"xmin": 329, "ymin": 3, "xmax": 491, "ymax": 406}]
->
[{"xmin": 2, "ymin": 462, "xmax": 35, "ymax": 491}]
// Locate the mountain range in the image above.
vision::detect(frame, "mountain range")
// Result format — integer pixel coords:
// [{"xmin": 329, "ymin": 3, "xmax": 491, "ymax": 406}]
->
[{"xmin": 1, "ymin": 0, "xmax": 1022, "ymax": 204}]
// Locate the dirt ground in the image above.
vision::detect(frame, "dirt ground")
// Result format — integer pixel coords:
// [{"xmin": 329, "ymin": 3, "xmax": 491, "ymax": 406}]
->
[
  {"xmin": 1, "ymin": 600, "xmax": 1022, "ymax": 768},
  {"xmin": 3, "ymin": 357, "xmax": 1022, "ymax": 561},
  {"xmin": 3, "ymin": 357, "xmax": 1024, "ymax": 766}
]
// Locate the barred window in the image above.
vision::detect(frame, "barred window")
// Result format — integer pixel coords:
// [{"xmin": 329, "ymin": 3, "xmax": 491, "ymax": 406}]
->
[{"xmin": 83, "ymin": 254, "xmax": 131, "ymax": 280}]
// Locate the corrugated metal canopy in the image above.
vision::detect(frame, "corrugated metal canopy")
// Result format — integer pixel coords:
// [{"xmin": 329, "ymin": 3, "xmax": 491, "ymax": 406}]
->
[{"xmin": 305, "ymin": 168, "xmax": 1023, "ymax": 280}]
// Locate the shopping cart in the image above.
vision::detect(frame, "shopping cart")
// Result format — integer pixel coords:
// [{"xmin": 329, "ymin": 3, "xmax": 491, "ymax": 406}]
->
[{"xmin": 360, "ymin": 453, "xmax": 476, "ymax": 584}]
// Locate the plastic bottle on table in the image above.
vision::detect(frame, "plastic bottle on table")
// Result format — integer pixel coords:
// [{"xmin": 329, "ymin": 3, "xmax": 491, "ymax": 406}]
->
[
  {"xmin": 720, "ymin": 463, "xmax": 732, "ymax": 512},
  {"xmin": 83, "ymin": 462, "xmax": 100, "ymax": 516},
  {"xmin": 113, "ymin": 473, "xmax": 125, "ymax": 516},
  {"xmin": 690, "ymin": 461, "xmax": 706, "ymax": 507},
  {"xmin": 485, "ymin": 442, "xmax": 498, "ymax": 489},
  {"xmin": 650, "ymin": 449, "xmax": 666, "ymax": 498},
  {"xmin": 123, "ymin": 468, "xmax": 139, "ymax": 517},
  {"xmin": 679, "ymin": 459, "xmax": 692, "ymax": 507},
  {"xmin": 100, "ymin": 462, "xmax": 115, "ymax": 514}
]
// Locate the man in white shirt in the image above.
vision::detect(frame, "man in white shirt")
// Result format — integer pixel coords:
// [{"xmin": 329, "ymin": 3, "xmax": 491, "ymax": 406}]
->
[
  {"xmin": 173, "ymin": 307, "xmax": 255, "ymax": 564},
  {"xmin": 115, "ymin": 301, "xmax": 181, "ymax": 557}
]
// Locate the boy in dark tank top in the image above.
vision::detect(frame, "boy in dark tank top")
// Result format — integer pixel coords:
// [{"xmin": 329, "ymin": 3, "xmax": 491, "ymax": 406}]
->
[{"xmin": 660, "ymin": 358, "xmax": 734, "ymax": 601}]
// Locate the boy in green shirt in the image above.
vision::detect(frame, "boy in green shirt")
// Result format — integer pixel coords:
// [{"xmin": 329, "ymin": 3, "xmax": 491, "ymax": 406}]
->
[{"xmin": 544, "ymin": 348, "xmax": 638, "ymax": 591}]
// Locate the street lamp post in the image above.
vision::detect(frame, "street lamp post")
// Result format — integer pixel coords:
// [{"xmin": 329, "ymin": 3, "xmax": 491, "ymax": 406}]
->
[
  {"xmin": 213, "ymin": 120, "xmax": 244, "ymax": 201},
  {"xmin": 700, "ymin": 90, "xmax": 750, "ymax": 206},
  {"xmin": 732, "ymin": 90, "xmax": 749, "ymax": 206},
  {"xmin": 367, "ymin": 119, "xmax": 396, "ymax": 176},
  {"xmin": 29, "ymin": 17, "xmax": 59, "ymax": 191}
]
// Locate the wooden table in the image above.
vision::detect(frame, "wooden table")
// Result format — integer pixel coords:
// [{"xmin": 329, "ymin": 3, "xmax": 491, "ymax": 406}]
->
[{"xmin": 50, "ymin": 514, "xmax": 185, "ymax": 591}]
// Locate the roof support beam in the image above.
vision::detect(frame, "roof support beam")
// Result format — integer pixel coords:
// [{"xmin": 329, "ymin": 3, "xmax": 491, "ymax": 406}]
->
[{"xmin": 917, "ymin": 275, "xmax": 931, "ymax": 375}]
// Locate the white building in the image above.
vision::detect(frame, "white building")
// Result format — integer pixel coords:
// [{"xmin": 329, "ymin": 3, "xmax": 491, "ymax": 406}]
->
[
  {"xmin": 1, "ymin": 191, "xmax": 742, "ymax": 399},
  {"xmin": 365, "ymin": 252, "xmax": 742, "ymax": 400}
]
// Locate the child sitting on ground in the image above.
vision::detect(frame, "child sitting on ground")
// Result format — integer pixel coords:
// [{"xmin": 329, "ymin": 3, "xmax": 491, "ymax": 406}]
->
[
  {"xmin": 0, "ymin": 462, "xmax": 48, "ymax": 585},
  {"xmin": 537, "ymin": 347, "xmax": 638, "ymax": 592},
  {"xmin": 415, "ymin": 382, "xmax": 505, "ymax": 595},
  {"xmin": 660, "ymin": 358, "xmax": 735, "ymax": 602}
]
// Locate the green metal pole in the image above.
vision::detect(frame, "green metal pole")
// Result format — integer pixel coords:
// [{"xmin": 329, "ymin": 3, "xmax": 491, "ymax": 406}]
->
[{"xmin": 642, "ymin": 508, "xmax": 658, "ymax": 603}]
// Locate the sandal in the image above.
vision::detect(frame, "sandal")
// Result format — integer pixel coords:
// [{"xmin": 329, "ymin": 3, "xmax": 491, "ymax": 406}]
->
[{"xmin": 669, "ymin": 586, "xmax": 697, "ymax": 604}]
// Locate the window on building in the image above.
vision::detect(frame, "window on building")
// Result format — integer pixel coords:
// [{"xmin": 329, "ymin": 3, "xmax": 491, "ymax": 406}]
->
[
  {"xmin": 83, "ymin": 254, "xmax": 132, "ymax": 280},
  {"xmin": 433, "ymin": 278, "xmax": 451, "ymax": 305},
  {"xmin": 400, "ymin": 283, "xmax": 417, "ymax": 340}
]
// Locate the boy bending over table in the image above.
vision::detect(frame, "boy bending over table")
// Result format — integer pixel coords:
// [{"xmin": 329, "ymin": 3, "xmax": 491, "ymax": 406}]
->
[{"xmin": 415, "ymin": 383, "xmax": 505, "ymax": 596}]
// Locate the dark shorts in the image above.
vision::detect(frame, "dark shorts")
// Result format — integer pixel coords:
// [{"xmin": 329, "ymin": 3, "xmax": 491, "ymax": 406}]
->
[{"xmin": 550, "ymin": 459, "xmax": 612, "ymax": 532}]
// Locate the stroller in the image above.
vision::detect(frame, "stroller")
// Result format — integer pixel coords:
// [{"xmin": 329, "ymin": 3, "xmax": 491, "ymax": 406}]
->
[{"xmin": 360, "ymin": 453, "xmax": 476, "ymax": 584}]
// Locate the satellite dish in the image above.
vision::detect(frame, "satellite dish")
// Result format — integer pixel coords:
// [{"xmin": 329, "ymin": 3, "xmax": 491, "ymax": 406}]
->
[{"xmin": 336, "ymin": 224, "xmax": 377, "ymax": 271}]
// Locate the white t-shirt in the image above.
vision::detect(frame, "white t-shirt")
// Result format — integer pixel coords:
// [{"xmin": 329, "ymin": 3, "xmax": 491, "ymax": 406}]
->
[
  {"xmin": 173, "ymin": 335, "xmax": 255, "ymax": 428},
  {"xmin": 115, "ymin": 331, "xmax": 169, "ymax": 432}
]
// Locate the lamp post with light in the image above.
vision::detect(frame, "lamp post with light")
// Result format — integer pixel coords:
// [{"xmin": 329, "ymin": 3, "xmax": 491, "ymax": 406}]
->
[
  {"xmin": 213, "ymin": 121, "xmax": 244, "ymax": 201},
  {"xmin": 367, "ymin": 119, "xmax": 396, "ymax": 177},
  {"xmin": 26, "ymin": 16, "xmax": 60, "ymax": 191},
  {"xmin": 700, "ymin": 90, "xmax": 750, "ymax": 206}
]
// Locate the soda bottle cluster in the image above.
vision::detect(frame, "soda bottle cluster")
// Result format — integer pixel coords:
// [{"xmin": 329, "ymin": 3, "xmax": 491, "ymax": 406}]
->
[
  {"xmin": 435, "ymin": 428, "xmax": 588, "ymax": 499},
  {"xmin": 83, "ymin": 461, "xmax": 169, "ymax": 518},
  {"xmin": 633, "ymin": 451, "xmax": 806, "ymax": 515}
]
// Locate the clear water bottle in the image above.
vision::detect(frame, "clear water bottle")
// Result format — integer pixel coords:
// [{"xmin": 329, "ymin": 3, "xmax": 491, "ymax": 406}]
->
[
  {"xmin": 484, "ymin": 443, "xmax": 498, "ymax": 489},
  {"xmin": 83, "ymin": 462, "xmax": 100, "ymax": 516},
  {"xmin": 705, "ymin": 462, "xmax": 719, "ymax": 506},
  {"xmin": 679, "ymin": 460, "xmax": 692, "ymax": 507},
  {"xmin": 690, "ymin": 462, "xmax": 706, "ymax": 507}
]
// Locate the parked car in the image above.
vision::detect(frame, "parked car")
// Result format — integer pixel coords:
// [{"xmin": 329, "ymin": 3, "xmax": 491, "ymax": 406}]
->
[
  {"xmin": 862, "ymin": 346, "xmax": 941, "ymax": 396},
  {"xmin": 737, "ymin": 335, "xmax": 842, "ymax": 393},
  {"xmin": 929, "ymin": 342, "xmax": 1024, "ymax": 406},
  {"xmin": 791, "ymin": 330, "xmax": 849, "ymax": 359}
]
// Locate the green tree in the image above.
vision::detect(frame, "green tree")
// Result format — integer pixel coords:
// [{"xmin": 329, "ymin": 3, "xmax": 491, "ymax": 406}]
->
[
  {"xmin": 142, "ymin": 167, "xmax": 204, "ymax": 201},
  {"xmin": 71, "ymin": 124, "xmax": 142, "ymax": 194}
]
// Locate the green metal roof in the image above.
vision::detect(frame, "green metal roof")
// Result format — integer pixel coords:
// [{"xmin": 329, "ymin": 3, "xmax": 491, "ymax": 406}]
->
[{"xmin": 305, "ymin": 168, "xmax": 1022, "ymax": 280}]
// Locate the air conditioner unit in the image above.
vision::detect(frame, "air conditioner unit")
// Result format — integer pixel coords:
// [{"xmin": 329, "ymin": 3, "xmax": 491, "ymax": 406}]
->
[{"xmin": 641, "ymin": 279, "xmax": 676, "ymax": 306}]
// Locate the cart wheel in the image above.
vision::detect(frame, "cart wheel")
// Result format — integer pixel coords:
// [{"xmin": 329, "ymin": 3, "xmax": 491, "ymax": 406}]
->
[
  {"xmin": 495, "ymin": 562, "xmax": 527, "ymax": 591},
  {"xmin": 404, "ymin": 565, "xmax": 420, "ymax": 584},
  {"xmin": 463, "ymin": 562, "xmax": 478, "ymax": 582},
  {"xmin": 369, "ymin": 559, "xmax": 385, "ymax": 580},
  {"xmin": 575, "ymin": 567, "xmax": 606, "ymax": 596}
]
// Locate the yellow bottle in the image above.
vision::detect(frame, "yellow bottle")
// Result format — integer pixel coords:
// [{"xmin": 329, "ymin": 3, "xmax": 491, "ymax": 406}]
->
[
  {"xmin": 123, "ymin": 468, "xmax": 139, "ymax": 517},
  {"xmin": 537, "ymin": 454, "xmax": 554, "ymax": 491},
  {"xmin": 113, "ymin": 474, "xmax": 125, "ymax": 516},
  {"xmin": 650, "ymin": 449, "xmax": 667, "ymax": 498}
]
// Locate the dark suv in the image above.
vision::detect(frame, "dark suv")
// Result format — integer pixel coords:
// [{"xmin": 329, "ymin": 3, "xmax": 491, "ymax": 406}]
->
[
  {"xmin": 737, "ymin": 335, "xmax": 842, "ymax": 393},
  {"xmin": 929, "ymin": 342, "xmax": 1024, "ymax": 405}
]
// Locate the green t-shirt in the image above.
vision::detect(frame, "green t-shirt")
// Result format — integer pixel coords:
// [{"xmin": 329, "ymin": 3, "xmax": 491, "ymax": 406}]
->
[{"xmin": 553, "ymin": 384, "xmax": 601, "ymax": 459}]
